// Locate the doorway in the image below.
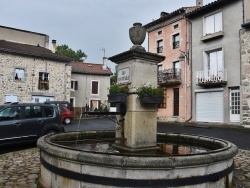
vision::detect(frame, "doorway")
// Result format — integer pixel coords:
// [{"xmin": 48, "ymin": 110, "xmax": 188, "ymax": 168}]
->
[
  {"xmin": 229, "ymin": 87, "xmax": 240, "ymax": 122},
  {"xmin": 173, "ymin": 88, "xmax": 179, "ymax": 116}
]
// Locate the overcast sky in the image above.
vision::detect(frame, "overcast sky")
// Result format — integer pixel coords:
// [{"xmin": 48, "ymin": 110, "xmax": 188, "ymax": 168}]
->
[{"xmin": 1, "ymin": 0, "xmax": 215, "ymax": 72}]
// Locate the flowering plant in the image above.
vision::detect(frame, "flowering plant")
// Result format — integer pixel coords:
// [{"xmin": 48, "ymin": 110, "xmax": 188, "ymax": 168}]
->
[
  {"xmin": 136, "ymin": 82, "xmax": 164, "ymax": 99},
  {"xmin": 108, "ymin": 84, "xmax": 129, "ymax": 94}
]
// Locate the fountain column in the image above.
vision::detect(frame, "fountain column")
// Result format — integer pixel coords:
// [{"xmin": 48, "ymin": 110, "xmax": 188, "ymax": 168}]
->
[{"xmin": 109, "ymin": 23, "xmax": 165, "ymax": 151}]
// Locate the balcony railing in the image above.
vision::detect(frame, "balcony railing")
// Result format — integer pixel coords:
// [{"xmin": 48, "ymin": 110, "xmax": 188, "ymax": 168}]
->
[
  {"xmin": 196, "ymin": 69, "xmax": 227, "ymax": 87},
  {"xmin": 158, "ymin": 68, "xmax": 182, "ymax": 86}
]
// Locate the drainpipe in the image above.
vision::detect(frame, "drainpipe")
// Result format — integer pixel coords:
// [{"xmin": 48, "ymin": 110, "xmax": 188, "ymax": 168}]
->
[
  {"xmin": 64, "ymin": 63, "xmax": 72, "ymax": 101},
  {"xmin": 185, "ymin": 17, "xmax": 193, "ymax": 122}
]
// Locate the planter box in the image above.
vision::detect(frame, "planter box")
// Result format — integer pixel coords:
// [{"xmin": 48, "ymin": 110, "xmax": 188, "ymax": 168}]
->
[
  {"xmin": 108, "ymin": 94, "xmax": 127, "ymax": 103},
  {"xmin": 141, "ymin": 95, "xmax": 163, "ymax": 104}
]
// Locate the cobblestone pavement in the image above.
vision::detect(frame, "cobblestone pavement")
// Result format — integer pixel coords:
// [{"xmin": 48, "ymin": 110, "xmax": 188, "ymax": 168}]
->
[{"xmin": 0, "ymin": 148, "xmax": 249, "ymax": 188}]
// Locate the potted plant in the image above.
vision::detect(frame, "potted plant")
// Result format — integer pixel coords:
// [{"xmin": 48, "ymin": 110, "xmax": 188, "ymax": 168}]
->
[
  {"xmin": 108, "ymin": 84, "xmax": 129, "ymax": 103},
  {"xmin": 137, "ymin": 83, "xmax": 164, "ymax": 104}
]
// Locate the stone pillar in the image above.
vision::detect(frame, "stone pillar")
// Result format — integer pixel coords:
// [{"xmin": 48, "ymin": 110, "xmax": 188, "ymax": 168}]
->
[{"xmin": 109, "ymin": 50, "xmax": 165, "ymax": 151}]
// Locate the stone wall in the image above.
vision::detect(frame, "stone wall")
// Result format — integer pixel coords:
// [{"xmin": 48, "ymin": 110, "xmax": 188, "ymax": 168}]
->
[
  {"xmin": 0, "ymin": 53, "xmax": 71, "ymax": 103},
  {"xmin": 241, "ymin": 28, "xmax": 250, "ymax": 125}
]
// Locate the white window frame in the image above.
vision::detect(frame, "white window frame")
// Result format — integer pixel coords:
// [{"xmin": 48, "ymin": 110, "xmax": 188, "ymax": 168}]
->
[
  {"xmin": 203, "ymin": 48, "xmax": 223, "ymax": 80},
  {"xmin": 204, "ymin": 11, "xmax": 222, "ymax": 35},
  {"xmin": 14, "ymin": 68, "xmax": 25, "ymax": 81},
  {"xmin": 91, "ymin": 80, "xmax": 99, "ymax": 95}
]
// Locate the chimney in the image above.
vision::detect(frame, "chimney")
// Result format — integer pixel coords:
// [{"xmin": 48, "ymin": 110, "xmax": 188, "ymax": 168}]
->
[
  {"xmin": 52, "ymin": 39, "xmax": 56, "ymax": 53},
  {"xmin": 196, "ymin": 0, "xmax": 203, "ymax": 6},
  {"xmin": 102, "ymin": 57, "xmax": 107, "ymax": 70}
]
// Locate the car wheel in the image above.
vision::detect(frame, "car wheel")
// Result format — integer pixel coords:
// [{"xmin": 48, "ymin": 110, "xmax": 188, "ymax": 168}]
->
[
  {"xmin": 45, "ymin": 130, "xmax": 57, "ymax": 135},
  {"xmin": 64, "ymin": 118, "xmax": 71, "ymax": 125}
]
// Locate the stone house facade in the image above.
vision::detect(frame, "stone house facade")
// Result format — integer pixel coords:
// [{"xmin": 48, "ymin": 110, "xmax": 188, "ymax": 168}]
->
[
  {"xmin": 144, "ymin": 6, "xmax": 199, "ymax": 122},
  {"xmin": 70, "ymin": 58, "xmax": 112, "ymax": 111},
  {"xmin": 0, "ymin": 27, "xmax": 72, "ymax": 104},
  {"xmin": 241, "ymin": 0, "xmax": 250, "ymax": 125}
]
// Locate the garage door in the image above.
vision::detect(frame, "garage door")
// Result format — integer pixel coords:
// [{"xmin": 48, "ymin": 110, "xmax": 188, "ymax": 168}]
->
[
  {"xmin": 32, "ymin": 96, "xmax": 54, "ymax": 103},
  {"xmin": 196, "ymin": 91, "xmax": 223, "ymax": 122}
]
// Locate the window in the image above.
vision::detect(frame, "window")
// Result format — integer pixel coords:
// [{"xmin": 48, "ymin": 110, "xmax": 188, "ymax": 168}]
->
[
  {"xmin": 173, "ymin": 61, "xmax": 180, "ymax": 77},
  {"xmin": 173, "ymin": 24, "xmax": 179, "ymax": 29},
  {"xmin": 204, "ymin": 49, "xmax": 223, "ymax": 78},
  {"xmin": 158, "ymin": 31, "xmax": 162, "ymax": 35},
  {"xmin": 173, "ymin": 34, "xmax": 180, "ymax": 49},
  {"xmin": 158, "ymin": 65, "xmax": 163, "ymax": 82},
  {"xmin": 71, "ymin": 80, "xmax": 78, "ymax": 91},
  {"xmin": 44, "ymin": 107, "xmax": 54, "ymax": 117},
  {"xmin": 204, "ymin": 12, "xmax": 222, "ymax": 35},
  {"xmin": 0, "ymin": 107, "xmax": 21, "ymax": 121},
  {"xmin": 157, "ymin": 40, "xmax": 163, "ymax": 53},
  {"xmin": 25, "ymin": 106, "xmax": 43, "ymax": 119},
  {"xmin": 38, "ymin": 72, "xmax": 49, "ymax": 90},
  {"xmin": 158, "ymin": 90, "xmax": 166, "ymax": 108},
  {"xmin": 14, "ymin": 68, "xmax": 25, "ymax": 81},
  {"xmin": 91, "ymin": 81, "xmax": 99, "ymax": 95}
]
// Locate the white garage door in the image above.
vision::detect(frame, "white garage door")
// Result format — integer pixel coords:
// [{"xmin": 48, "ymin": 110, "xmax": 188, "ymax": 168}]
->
[
  {"xmin": 196, "ymin": 91, "xmax": 223, "ymax": 122},
  {"xmin": 32, "ymin": 96, "xmax": 54, "ymax": 103},
  {"xmin": 5, "ymin": 95, "xmax": 18, "ymax": 103}
]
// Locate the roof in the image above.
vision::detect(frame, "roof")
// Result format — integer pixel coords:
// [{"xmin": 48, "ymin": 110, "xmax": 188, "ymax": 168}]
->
[
  {"xmin": 0, "ymin": 40, "xmax": 72, "ymax": 62},
  {"xmin": 0, "ymin": 25, "xmax": 48, "ymax": 37},
  {"xmin": 144, "ymin": 7, "xmax": 199, "ymax": 29},
  {"xmin": 185, "ymin": 0, "xmax": 241, "ymax": 18},
  {"xmin": 71, "ymin": 62, "xmax": 113, "ymax": 76}
]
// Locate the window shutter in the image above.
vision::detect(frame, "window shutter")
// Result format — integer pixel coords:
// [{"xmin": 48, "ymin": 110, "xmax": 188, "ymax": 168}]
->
[
  {"xmin": 215, "ymin": 12, "xmax": 222, "ymax": 32},
  {"xmin": 205, "ymin": 15, "xmax": 214, "ymax": 34},
  {"xmin": 75, "ymin": 81, "xmax": 78, "ymax": 90},
  {"xmin": 92, "ymin": 81, "xmax": 98, "ymax": 94}
]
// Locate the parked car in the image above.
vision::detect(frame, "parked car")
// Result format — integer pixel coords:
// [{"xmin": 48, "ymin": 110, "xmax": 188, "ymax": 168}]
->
[
  {"xmin": 0, "ymin": 102, "xmax": 64, "ymax": 146},
  {"xmin": 59, "ymin": 106, "xmax": 73, "ymax": 125},
  {"xmin": 44, "ymin": 101, "xmax": 71, "ymax": 109}
]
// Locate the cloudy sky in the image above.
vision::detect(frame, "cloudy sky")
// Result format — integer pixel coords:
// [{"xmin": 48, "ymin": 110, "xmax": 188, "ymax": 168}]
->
[{"xmin": 1, "ymin": 0, "xmax": 214, "ymax": 71}]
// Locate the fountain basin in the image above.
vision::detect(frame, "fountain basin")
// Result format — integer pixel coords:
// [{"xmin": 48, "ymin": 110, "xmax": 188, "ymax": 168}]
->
[{"xmin": 37, "ymin": 131, "xmax": 237, "ymax": 188}]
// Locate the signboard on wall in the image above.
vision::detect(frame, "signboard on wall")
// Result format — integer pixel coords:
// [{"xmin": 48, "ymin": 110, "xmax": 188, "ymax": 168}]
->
[{"xmin": 117, "ymin": 68, "xmax": 130, "ymax": 84}]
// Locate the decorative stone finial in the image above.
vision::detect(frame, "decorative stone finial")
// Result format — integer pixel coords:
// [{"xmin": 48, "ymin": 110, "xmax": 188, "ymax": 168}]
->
[{"xmin": 129, "ymin": 23, "xmax": 146, "ymax": 51}]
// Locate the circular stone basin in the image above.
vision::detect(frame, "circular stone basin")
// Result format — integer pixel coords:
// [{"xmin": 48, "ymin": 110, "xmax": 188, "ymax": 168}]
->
[{"xmin": 37, "ymin": 131, "xmax": 238, "ymax": 188}]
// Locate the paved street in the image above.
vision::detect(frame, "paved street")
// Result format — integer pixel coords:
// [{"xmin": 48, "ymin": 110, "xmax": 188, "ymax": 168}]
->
[{"xmin": 0, "ymin": 118, "xmax": 249, "ymax": 187}]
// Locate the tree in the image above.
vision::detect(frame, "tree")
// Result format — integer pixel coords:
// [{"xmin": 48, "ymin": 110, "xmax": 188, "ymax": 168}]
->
[
  {"xmin": 56, "ymin": 44, "xmax": 87, "ymax": 62},
  {"xmin": 110, "ymin": 65, "xmax": 118, "ymax": 85}
]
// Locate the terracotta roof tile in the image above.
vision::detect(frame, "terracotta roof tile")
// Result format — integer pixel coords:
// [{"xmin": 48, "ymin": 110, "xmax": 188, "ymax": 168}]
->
[
  {"xmin": 0, "ymin": 40, "xmax": 72, "ymax": 62},
  {"xmin": 72, "ymin": 62, "xmax": 113, "ymax": 75}
]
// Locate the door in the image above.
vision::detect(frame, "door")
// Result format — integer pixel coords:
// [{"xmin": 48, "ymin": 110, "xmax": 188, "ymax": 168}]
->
[
  {"xmin": 230, "ymin": 87, "xmax": 240, "ymax": 122},
  {"xmin": 0, "ymin": 106, "xmax": 23, "ymax": 145},
  {"xmin": 21, "ymin": 105, "xmax": 44, "ymax": 140},
  {"xmin": 173, "ymin": 88, "xmax": 179, "ymax": 116},
  {"xmin": 196, "ymin": 91, "xmax": 223, "ymax": 122}
]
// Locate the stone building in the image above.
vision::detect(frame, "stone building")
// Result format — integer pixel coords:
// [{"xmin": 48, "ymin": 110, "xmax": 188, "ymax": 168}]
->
[
  {"xmin": 0, "ymin": 26, "xmax": 72, "ymax": 103},
  {"xmin": 70, "ymin": 57, "xmax": 112, "ymax": 110},
  {"xmin": 241, "ymin": 0, "xmax": 250, "ymax": 125}
]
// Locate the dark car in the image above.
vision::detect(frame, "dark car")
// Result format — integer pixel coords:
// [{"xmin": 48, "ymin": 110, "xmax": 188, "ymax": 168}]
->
[
  {"xmin": 59, "ymin": 106, "xmax": 73, "ymax": 125},
  {"xmin": 44, "ymin": 101, "xmax": 71, "ymax": 109},
  {"xmin": 0, "ymin": 102, "xmax": 64, "ymax": 146}
]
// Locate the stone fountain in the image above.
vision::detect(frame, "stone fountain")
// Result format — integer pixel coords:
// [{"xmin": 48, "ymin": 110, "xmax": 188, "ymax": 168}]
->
[{"xmin": 37, "ymin": 23, "xmax": 238, "ymax": 188}]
